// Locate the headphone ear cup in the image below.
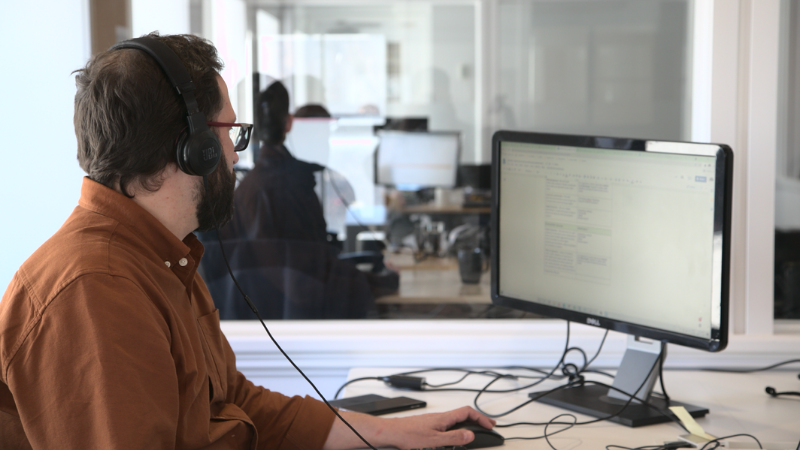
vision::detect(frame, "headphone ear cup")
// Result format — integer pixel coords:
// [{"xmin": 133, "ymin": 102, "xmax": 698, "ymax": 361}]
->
[
  {"xmin": 175, "ymin": 128, "xmax": 191, "ymax": 175},
  {"xmin": 176, "ymin": 128, "xmax": 222, "ymax": 176}
]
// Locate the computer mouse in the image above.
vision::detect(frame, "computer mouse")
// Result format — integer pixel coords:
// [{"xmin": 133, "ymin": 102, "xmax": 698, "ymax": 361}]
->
[{"xmin": 448, "ymin": 421, "xmax": 505, "ymax": 449}]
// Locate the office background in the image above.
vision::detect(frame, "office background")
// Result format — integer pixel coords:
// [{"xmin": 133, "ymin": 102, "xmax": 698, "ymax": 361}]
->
[{"xmin": 1, "ymin": 0, "xmax": 799, "ymax": 399}]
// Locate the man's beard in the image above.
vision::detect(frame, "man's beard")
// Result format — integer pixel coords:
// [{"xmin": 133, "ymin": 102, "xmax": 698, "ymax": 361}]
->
[{"xmin": 194, "ymin": 156, "xmax": 236, "ymax": 233}]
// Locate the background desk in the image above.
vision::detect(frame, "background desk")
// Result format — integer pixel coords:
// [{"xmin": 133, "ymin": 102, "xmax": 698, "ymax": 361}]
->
[
  {"xmin": 379, "ymin": 252, "xmax": 491, "ymax": 305},
  {"xmin": 343, "ymin": 367, "xmax": 799, "ymax": 448},
  {"xmin": 374, "ymin": 252, "xmax": 494, "ymax": 319},
  {"xmin": 396, "ymin": 204, "xmax": 491, "ymax": 215}
]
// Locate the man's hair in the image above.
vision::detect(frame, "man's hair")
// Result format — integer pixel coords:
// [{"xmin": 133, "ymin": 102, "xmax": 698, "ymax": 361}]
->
[
  {"xmin": 294, "ymin": 103, "xmax": 331, "ymax": 119},
  {"xmin": 73, "ymin": 32, "xmax": 224, "ymax": 197},
  {"xmin": 256, "ymin": 80, "xmax": 290, "ymax": 145}
]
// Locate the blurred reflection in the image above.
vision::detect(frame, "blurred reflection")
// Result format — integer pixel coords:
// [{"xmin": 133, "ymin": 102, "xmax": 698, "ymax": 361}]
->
[
  {"xmin": 202, "ymin": 81, "xmax": 398, "ymax": 320},
  {"xmin": 198, "ymin": 0, "xmax": 693, "ymax": 320},
  {"xmin": 430, "ymin": 68, "xmax": 476, "ymax": 145},
  {"xmin": 201, "ymin": 239, "xmax": 375, "ymax": 320}
]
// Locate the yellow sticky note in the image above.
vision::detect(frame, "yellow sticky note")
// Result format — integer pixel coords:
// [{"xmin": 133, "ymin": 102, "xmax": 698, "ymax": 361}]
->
[{"xmin": 669, "ymin": 406, "xmax": 716, "ymax": 440}]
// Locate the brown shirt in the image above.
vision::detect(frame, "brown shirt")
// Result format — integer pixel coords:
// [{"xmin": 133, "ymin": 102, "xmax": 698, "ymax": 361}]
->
[{"xmin": 0, "ymin": 178, "xmax": 335, "ymax": 449}]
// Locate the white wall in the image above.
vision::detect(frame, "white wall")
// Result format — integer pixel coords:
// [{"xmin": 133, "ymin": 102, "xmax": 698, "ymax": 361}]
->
[
  {"xmin": 206, "ymin": 0, "xmax": 248, "ymax": 118},
  {"xmin": 0, "ymin": 1, "xmax": 90, "ymax": 293},
  {"xmin": 431, "ymin": 4, "xmax": 477, "ymax": 162},
  {"xmin": 132, "ymin": 0, "xmax": 190, "ymax": 38}
]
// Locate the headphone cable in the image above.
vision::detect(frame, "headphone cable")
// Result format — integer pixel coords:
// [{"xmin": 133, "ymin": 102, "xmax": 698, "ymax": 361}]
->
[{"xmin": 202, "ymin": 175, "xmax": 379, "ymax": 450}]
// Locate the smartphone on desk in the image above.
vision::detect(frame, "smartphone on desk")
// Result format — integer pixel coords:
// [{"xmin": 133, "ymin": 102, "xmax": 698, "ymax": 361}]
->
[{"xmin": 327, "ymin": 394, "xmax": 426, "ymax": 416}]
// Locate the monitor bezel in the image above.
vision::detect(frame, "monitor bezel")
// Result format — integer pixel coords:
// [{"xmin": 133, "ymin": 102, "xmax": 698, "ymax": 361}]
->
[
  {"xmin": 374, "ymin": 130, "xmax": 462, "ymax": 189},
  {"xmin": 490, "ymin": 130, "xmax": 732, "ymax": 352}
]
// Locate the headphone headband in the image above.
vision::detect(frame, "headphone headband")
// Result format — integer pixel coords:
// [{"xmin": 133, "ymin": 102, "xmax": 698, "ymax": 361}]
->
[{"xmin": 109, "ymin": 36, "xmax": 221, "ymax": 176}]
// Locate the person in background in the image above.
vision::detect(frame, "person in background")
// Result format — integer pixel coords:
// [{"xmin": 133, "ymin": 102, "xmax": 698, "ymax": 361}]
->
[
  {"xmin": 295, "ymin": 103, "xmax": 332, "ymax": 118},
  {"xmin": 222, "ymin": 81, "xmax": 327, "ymax": 242},
  {"xmin": 0, "ymin": 33, "xmax": 493, "ymax": 449},
  {"xmin": 212, "ymin": 82, "xmax": 398, "ymax": 320}
]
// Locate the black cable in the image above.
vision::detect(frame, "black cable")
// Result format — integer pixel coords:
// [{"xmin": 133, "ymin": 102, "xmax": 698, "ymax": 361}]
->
[
  {"xmin": 699, "ymin": 433, "xmax": 763, "ymax": 450},
  {"xmin": 765, "ymin": 386, "xmax": 800, "ymax": 397},
  {"xmin": 325, "ymin": 322, "xmax": 680, "ymax": 442},
  {"xmin": 606, "ymin": 445, "xmax": 674, "ymax": 450},
  {"xmin": 525, "ymin": 378, "xmax": 686, "ymax": 430},
  {"xmin": 562, "ymin": 346, "xmax": 588, "ymax": 380},
  {"xmin": 474, "ymin": 343, "xmax": 690, "ymax": 435},
  {"xmin": 704, "ymin": 359, "xmax": 800, "ymax": 401},
  {"xmin": 391, "ymin": 368, "xmax": 557, "ymax": 394},
  {"xmin": 487, "ymin": 375, "xmax": 688, "ymax": 435},
  {"xmin": 544, "ymin": 414, "xmax": 577, "ymax": 450},
  {"xmin": 395, "ymin": 367, "xmax": 550, "ymax": 385},
  {"xmin": 328, "ymin": 331, "xmax": 575, "ymax": 403},
  {"xmin": 425, "ymin": 368, "xmax": 561, "ymax": 383},
  {"xmin": 333, "ymin": 369, "xmax": 548, "ymax": 399},
  {"xmin": 203, "ymin": 176, "xmax": 379, "ymax": 450},
  {"xmin": 658, "ymin": 347, "xmax": 670, "ymax": 402},
  {"xmin": 471, "ymin": 321, "xmax": 573, "ymax": 417},
  {"xmin": 336, "ymin": 323, "xmax": 653, "ymax": 427},
  {"xmin": 702, "ymin": 359, "xmax": 800, "ymax": 373},
  {"xmin": 420, "ymin": 370, "xmax": 515, "ymax": 388},
  {"xmin": 327, "ymin": 324, "xmax": 687, "ymax": 443},
  {"xmin": 334, "ymin": 376, "xmax": 384, "ymax": 400},
  {"xmin": 582, "ymin": 369, "xmax": 615, "ymax": 379},
  {"xmin": 329, "ymin": 327, "xmax": 684, "ymax": 438},
  {"xmin": 499, "ymin": 366, "xmax": 568, "ymax": 378},
  {"xmin": 584, "ymin": 329, "xmax": 609, "ymax": 369},
  {"xmin": 466, "ymin": 323, "xmax": 625, "ymax": 420},
  {"xmin": 491, "ymin": 414, "xmax": 577, "ymax": 446}
]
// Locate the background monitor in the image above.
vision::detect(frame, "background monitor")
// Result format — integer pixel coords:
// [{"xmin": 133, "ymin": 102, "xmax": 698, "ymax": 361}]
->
[
  {"xmin": 491, "ymin": 130, "xmax": 732, "ymax": 427},
  {"xmin": 456, "ymin": 164, "xmax": 492, "ymax": 190},
  {"xmin": 374, "ymin": 117, "xmax": 429, "ymax": 133},
  {"xmin": 375, "ymin": 130, "xmax": 460, "ymax": 190}
]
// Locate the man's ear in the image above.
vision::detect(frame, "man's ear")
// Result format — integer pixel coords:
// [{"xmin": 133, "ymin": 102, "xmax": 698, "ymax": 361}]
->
[{"xmin": 285, "ymin": 114, "xmax": 294, "ymax": 134}]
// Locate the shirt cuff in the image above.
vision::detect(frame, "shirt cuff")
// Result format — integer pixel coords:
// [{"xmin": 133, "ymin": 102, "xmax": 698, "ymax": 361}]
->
[{"xmin": 284, "ymin": 396, "xmax": 337, "ymax": 450}]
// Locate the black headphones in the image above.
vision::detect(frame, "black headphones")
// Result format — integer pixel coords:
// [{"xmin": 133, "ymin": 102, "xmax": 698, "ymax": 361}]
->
[{"xmin": 110, "ymin": 36, "xmax": 222, "ymax": 177}]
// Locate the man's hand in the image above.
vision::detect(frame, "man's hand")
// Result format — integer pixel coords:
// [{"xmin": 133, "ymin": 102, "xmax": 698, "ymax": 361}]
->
[{"xmin": 323, "ymin": 406, "xmax": 496, "ymax": 450}]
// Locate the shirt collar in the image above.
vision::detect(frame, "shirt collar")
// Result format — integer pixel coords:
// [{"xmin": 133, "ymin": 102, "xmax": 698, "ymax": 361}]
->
[
  {"xmin": 77, "ymin": 177, "xmax": 205, "ymax": 284},
  {"xmin": 257, "ymin": 142, "xmax": 294, "ymax": 162}
]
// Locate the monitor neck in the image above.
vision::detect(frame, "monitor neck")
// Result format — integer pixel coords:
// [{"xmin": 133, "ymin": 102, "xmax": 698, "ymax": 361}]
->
[{"xmin": 608, "ymin": 335, "xmax": 665, "ymax": 403}]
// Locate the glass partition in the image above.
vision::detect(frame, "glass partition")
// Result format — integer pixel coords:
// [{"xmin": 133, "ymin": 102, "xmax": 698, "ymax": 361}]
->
[
  {"xmin": 493, "ymin": 1, "xmax": 690, "ymax": 141},
  {"xmin": 195, "ymin": 0, "xmax": 693, "ymax": 320},
  {"xmin": 775, "ymin": 0, "xmax": 800, "ymax": 319}
]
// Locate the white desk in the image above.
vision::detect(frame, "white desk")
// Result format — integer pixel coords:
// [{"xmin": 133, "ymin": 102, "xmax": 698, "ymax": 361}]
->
[{"xmin": 343, "ymin": 367, "xmax": 799, "ymax": 449}]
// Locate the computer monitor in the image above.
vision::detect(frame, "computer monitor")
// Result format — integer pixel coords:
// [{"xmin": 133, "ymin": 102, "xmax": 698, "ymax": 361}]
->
[
  {"xmin": 374, "ymin": 117, "xmax": 429, "ymax": 133},
  {"xmin": 491, "ymin": 130, "xmax": 732, "ymax": 427},
  {"xmin": 375, "ymin": 130, "xmax": 460, "ymax": 190},
  {"xmin": 456, "ymin": 164, "xmax": 492, "ymax": 190}
]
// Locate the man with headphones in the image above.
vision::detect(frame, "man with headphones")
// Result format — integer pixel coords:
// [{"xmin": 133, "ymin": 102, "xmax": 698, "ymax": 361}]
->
[{"xmin": 0, "ymin": 33, "xmax": 493, "ymax": 449}]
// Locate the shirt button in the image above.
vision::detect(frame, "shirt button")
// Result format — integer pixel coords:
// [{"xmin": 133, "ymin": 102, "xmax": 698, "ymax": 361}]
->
[
  {"xmin": 164, "ymin": 261, "xmax": 171, "ymax": 268},
  {"xmin": 179, "ymin": 258, "xmax": 188, "ymax": 267}
]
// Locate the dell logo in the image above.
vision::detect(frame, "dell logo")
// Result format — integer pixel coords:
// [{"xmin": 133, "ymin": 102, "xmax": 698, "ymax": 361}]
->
[
  {"xmin": 202, "ymin": 147, "xmax": 217, "ymax": 161},
  {"xmin": 586, "ymin": 317, "xmax": 601, "ymax": 327}
]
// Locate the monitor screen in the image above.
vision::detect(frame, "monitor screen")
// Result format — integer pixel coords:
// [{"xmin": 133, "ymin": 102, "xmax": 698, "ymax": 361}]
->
[
  {"xmin": 375, "ymin": 130, "xmax": 460, "ymax": 190},
  {"xmin": 492, "ymin": 131, "xmax": 731, "ymax": 352}
]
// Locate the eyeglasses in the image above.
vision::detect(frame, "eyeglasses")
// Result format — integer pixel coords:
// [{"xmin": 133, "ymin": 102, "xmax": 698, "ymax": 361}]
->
[{"xmin": 207, "ymin": 121, "xmax": 253, "ymax": 152}]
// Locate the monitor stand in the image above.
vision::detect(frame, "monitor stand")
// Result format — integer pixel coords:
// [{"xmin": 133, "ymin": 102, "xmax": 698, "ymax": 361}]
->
[{"xmin": 529, "ymin": 336, "xmax": 708, "ymax": 428}]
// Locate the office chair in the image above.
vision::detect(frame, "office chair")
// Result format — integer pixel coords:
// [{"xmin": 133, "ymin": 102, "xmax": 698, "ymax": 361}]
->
[{"xmin": 199, "ymin": 238, "xmax": 376, "ymax": 320}]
